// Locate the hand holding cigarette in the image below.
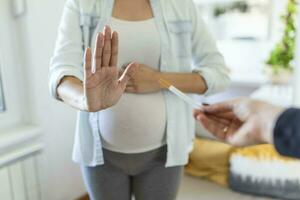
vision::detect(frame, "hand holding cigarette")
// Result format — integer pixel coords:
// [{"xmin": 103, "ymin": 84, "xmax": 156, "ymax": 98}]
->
[{"xmin": 193, "ymin": 98, "xmax": 285, "ymax": 147}]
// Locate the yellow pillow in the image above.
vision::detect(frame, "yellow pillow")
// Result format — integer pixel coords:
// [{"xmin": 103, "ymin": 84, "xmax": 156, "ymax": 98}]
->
[{"xmin": 185, "ymin": 138, "xmax": 236, "ymax": 186}]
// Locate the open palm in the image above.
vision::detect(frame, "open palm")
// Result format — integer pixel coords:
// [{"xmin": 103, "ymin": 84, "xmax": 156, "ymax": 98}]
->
[{"xmin": 84, "ymin": 26, "xmax": 137, "ymax": 112}]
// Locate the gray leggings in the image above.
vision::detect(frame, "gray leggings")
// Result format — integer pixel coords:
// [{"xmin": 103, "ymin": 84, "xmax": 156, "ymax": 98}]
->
[{"xmin": 81, "ymin": 146, "xmax": 183, "ymax": 200}]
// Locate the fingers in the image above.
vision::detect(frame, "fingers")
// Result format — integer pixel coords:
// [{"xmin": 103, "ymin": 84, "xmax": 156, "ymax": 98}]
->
[
  {"xmin": 124, "ymin": 80, "xmax": 136, "ymax": 93},
  {"xmin": 126, "ymin": 80, "xmax": 134, "ymax": 87},
  {"xmin": 93, "ymin": 33, "xmax": 104, "ymax": 72},
  {"xmin": 207, "ymin": 114, "xmax": 232, "ymax": 126},
  {"xmin": 196, "ymin": 114, "xmax": 229, "ymax": 140},
  {"xmin": 193, "ymin": 109, "xmax": 204, "ymax": 119},
  {"xmin": 102, "ymin": 26, "xmax": 112, "ymax": 67},
  {"xmin": 194, "ymin": 108, "xmax": 236, "ymax": 124},
  {"xmin": 110, "ymin": 31, "xmax": 119, "ymax": 67},
  {"xmin": 84, "ymin": 48, "xmax": 92, "ymax": 82},
  {"xmin": 125, "ymin": 86, "xmax": 136, "ymax": 93},
  {"xmin": 203, "ymin": 101, "xmax": 235, "ymax": 114},
  {"xmin": 93, "ymin": 26, "xmax": 118, "ymax": 69},
  {"xmin": 203, "ymin": 98, "xmax": 252, "ymax": 123},
  {"xmin": 119, "ymin": 62, "xmax": 139, "ymax": 88},
  {"xmin": 210, "ymin": 111, "xmax": 237, "ymax": 121}
]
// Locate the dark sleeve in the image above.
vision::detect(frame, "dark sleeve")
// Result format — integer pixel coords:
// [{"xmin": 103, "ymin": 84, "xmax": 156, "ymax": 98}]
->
[{"xmin": 274, "ymin": 108, "xmax": 300, "ymax": 158}]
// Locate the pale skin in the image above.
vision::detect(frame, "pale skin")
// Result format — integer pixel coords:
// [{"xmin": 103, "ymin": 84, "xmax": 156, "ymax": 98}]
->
[
  {"xmin": 121, "ymin": 64, "xmax": 207, "ymax": 94},
  {"xmin": 57, "ymin": 0, "xmax": 207, "ymax": 111},
  {"xmin": 193, "ymin": 98, "xmax": 285, "ymax": 147},
  {"xmin": 57, "ymin": 26, "xmax": 138, "ymax": 112}
]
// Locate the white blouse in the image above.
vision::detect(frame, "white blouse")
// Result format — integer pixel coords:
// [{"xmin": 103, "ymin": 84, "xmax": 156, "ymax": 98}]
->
[
  {"xmin": 98, "ymin": 17, "xmax": 167, "ymax": 153},
  {"xmin": 49, "ymin": 0, "xmax": 230, "ymax": 167}
]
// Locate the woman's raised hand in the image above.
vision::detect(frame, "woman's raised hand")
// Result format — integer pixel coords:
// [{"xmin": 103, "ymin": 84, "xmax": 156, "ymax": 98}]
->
[{"xmin": 84, "ymin": 26, "xmax": 138, "ymax": 112}]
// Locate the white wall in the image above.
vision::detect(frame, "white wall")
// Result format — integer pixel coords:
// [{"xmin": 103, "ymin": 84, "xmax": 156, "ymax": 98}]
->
[{"xmin": 14, "ymin": 0, "xmax": 86, "ymax": 199}]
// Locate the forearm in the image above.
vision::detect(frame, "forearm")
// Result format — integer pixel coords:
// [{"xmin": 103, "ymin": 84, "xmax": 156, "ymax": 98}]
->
[
  {"xmin": 274, "ymin": 108, "xmax": 300, "ymax": 158},
  {"xmin": 57, "ymin": 76, "xmax": 86, "ymax": 111},
  {"xmin": 158, "ymin": 72, "xmax": 207, "ymax": 94}
]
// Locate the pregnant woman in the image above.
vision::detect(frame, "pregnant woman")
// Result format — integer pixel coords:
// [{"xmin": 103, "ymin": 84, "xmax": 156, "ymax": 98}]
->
[{"xmin": 49, "ymin": 0, "xmax": 230, "ymax": 199}]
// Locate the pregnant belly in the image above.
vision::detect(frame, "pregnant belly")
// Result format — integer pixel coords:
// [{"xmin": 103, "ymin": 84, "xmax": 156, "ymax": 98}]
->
[{"xmin": 98, "ymin": 92, "xmax": 167, "ymax": 153}]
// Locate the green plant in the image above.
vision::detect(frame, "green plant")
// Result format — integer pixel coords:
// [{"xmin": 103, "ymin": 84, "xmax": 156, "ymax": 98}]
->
[
  {"xmin": 266, "ymin": 0, "xmax": 298, "ymax": 74},
  {"xmin": 214, "ymin": 2, "xmax": 249, "ymax": 18}
]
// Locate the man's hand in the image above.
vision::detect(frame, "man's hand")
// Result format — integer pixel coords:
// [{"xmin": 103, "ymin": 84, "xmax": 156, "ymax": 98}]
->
[
  {"xmin": 121, "ymin": 63, "xmax": 161, "ymax": 94},
  {"xmin": 84, "ymin": 26, "xmax": 138, "ymax": 112},
  {"xmin": 194, "ymin": 98, "xmax": 285, "ymax": 147}
]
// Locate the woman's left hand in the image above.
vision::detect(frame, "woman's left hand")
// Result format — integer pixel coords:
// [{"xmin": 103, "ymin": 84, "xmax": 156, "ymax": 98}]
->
[{"xmin": 122, "ymin": 63, "xmax": 162, "ymax": 94}]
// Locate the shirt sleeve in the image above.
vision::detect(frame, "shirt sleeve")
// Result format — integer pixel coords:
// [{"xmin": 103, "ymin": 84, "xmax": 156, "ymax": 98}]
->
[
  {"xmin": 188, "ymin": 0, "xmax": 230, "ymax": 96},
  {"xmin": 274, "ymin": 108, "xmax": 300, "ymax": 158},
  {"xmin": 49, "ymin": 0, "xmax": 84, "ymax": 100}
]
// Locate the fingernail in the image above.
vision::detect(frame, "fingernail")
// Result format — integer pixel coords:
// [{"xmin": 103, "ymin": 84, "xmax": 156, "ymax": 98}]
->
[
  {"xmin": 112, "ymin": 31, "xmax": 118, "ymax": 36},
  {"xmin": 97, "ymin": 33, "xmax": 103, "ymax": 41},
  {"xmin": 100, "ymin": 33, "xmax": 104, "ymax": 42},
  {"xmin": 104, "ymin": 25, "xmax": 110, "ymax": 31}
]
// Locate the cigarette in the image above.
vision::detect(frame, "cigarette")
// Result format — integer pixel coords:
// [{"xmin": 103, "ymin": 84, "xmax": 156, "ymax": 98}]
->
[{"xmin": 158, "ymin": 79, "xmax": 203, "ymax": 109}]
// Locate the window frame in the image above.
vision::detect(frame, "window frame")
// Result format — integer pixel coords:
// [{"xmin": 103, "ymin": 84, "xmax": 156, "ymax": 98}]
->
[
  {"xmin": 0, "ymin": 1, "xmax": 25, "ymax": 130},
  {"xmin": 0, "ymin": 61, "xmax": 6, "ymax": 113}
]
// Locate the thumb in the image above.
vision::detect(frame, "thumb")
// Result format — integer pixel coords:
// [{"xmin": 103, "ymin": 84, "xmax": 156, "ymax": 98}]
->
[{"xmin": 119, "ymin": 62, "xmax": 139, "ymax": 87}]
